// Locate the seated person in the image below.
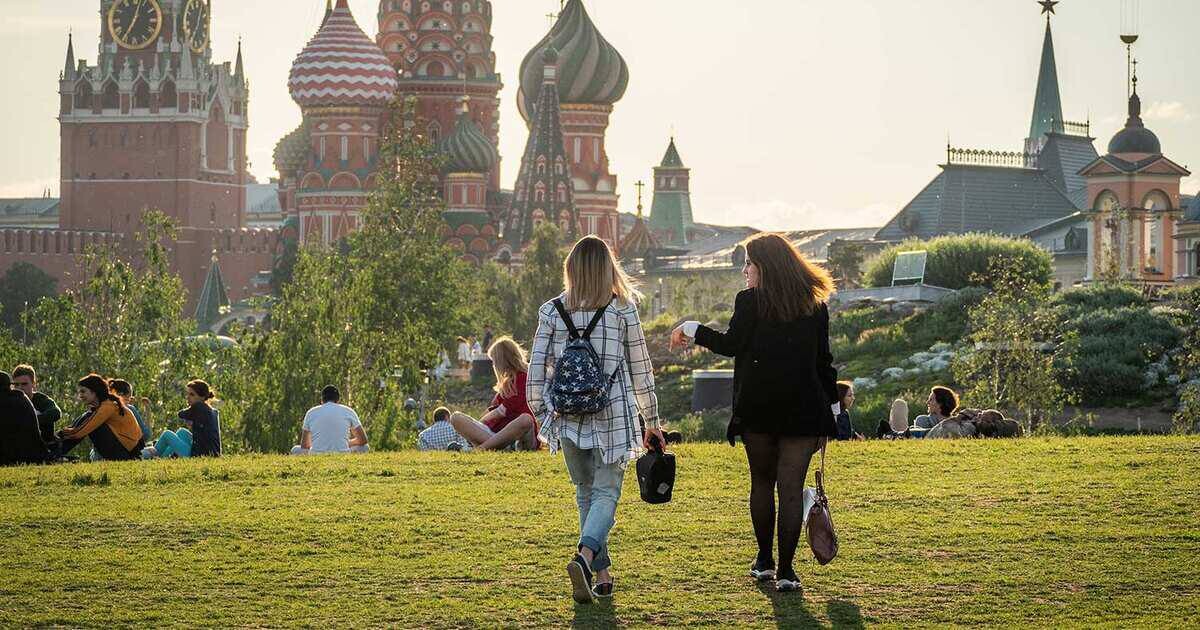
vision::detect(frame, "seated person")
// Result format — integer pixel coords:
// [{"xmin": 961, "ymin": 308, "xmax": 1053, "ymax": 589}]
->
[
  {"xmin": 449, "ymin": 337, "xmax": 540, "ymax": 452},
  {"xmin": 914, "ymin": 386, "xmax": 958, "ymax": 430},
  {"xmin": 418, "ymin": 406, "xmax": 469, "ymax": 451},
  {"xmin": 145, "ymin": 380, "xmax": 221, "ymax": 459},
  {"xmin": 57, "ymin": 374, "xmax": 144, "ymax": 461},
  {"xmin": 0, "ymin": 370, "xmax": 51, "ymax": 466},
  {"xmin": 291, "ymin": 385, "xmax": 369, "ymax": 455},
  {"xmin": 876, "ymin": 399, "xmax": 910, "ymax": 439},
  {"xmin": 92, "ymin": 379, "xmax": 152, "ymax": 462},
  {"xmin": 12, "ymin": 365, "xmax": 61, "ymax": 444},
  {"xmin": 834, "ymin": 381, "xmax": 864, "ymax": 441}
]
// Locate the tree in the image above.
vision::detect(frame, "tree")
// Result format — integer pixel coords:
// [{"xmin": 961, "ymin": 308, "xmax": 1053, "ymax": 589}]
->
[
  {"xmin": 228, "ymin": 97, "xmax": 491, "ymax": 452},
  {"xmin": 1172, "ymin": 286, "xmax": 1200, "ymax": 433},
  {"xmin": 862, "ymin": 233, "xmax": 1053, "ymax": 290},
  {"xmin": 827, "ymin": 241, "xmax": 865, "ymax": 289},
  {"xmin": 951, "ymin": 257, "xmax": 1070, "ymax": 432},
  {"xmin": 0, "ymin": 262, "xmax": 57, "ymax": 340}
]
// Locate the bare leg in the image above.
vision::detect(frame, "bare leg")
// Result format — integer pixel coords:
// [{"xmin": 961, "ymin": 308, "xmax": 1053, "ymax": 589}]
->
[
  {"xmin": 450, "ymin": 412, "xmax": 495, "ymax": 447},
  {"xmin": 477, "ymin": 415, "xmax": 535, "ymax": 451}
]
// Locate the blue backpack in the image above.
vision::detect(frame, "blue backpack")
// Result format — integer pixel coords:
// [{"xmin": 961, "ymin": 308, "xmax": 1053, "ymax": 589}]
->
[{"xmin": 550, "ymin": 298, "xmax": 619, "ymax": 416}]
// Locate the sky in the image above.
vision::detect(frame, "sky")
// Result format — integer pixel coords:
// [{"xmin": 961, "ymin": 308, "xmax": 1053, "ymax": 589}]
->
[{"xmin": 1, "ymin": 0, "xmax": 1198, "ymax": 230}]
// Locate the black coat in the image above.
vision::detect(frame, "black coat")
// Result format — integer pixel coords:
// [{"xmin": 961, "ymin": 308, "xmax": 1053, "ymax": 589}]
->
[
  {"xmin": 695, "ymin": 288, "xmax": 839, "ymax": 442},
  {"xmin": 0, "ymin": 390, "xmax": 50, "ymax": 466}
]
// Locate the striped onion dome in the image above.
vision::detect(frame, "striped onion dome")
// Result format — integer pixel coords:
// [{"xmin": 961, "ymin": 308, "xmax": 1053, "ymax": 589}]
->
[
  {"xmin": 288, "ymin": 0, "xmax": 397, "ymax": 108},
  {"xmin": 440, "ymin": 103, "xmax": 498, "ymax": 173},
  {"xmin": 273, "ymin": 121, "xmax": 311, "ymax": 174},
  {"xmin": 517, "ymin": 0, "xmax": 629, "ymax": 123}
]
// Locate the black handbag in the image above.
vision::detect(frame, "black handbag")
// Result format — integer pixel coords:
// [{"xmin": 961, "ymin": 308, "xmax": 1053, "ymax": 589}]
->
[{"xmin": 636, "ymin": 434, "xmax": 676, "ymax": 504}]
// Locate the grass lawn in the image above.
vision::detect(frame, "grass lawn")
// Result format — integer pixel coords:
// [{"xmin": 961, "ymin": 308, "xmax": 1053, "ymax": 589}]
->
[{"xmin": 1, "ymin": 437, "xmax": 1198, "ymax": 628}]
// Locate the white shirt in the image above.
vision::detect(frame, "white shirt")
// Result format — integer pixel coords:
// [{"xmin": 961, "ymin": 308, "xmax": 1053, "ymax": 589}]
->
[{"xmin": 302, "ymin": 402, "xmax": 363, "ymax": 454}]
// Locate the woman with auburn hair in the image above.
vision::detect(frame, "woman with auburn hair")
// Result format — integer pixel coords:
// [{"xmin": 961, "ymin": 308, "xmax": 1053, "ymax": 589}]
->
[
  {"xmin": 145, "ymin": 380, "xmax": 222, "ymax": 459},
  {"xmin": 57, "ymin": 374, "xmax": 145, "ymax": 461},
  {"xmin": 449, "ymin": 336, "xmax": 541, "ymax": 451},
  {"xmin": 528, "ymin": 235, "xmax": 664, "ymax": 604},
  {"xmin": 672, "ymin": 232, "xmax": 840, "ymax": 593}
]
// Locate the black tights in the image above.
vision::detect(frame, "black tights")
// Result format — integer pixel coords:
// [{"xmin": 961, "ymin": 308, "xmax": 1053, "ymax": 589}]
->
[{"xmin": 743, "ymin": 433, "xmax": 821, "ymax": 572}]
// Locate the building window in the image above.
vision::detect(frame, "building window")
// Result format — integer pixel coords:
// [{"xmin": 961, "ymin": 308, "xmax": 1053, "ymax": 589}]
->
[
  {"xmin": 363, "ymin": 137, "xmax": 370, "ymax": 161},
  {"xmin": 573, "ymin": 137, "xmax": 581, "ymax": 164},
  {"xmin": 593, "ymin": 139, "xmax": 599, "ymax": 164},
  {"xmin": 319, "ymin": 137, "xmax": 326, "ymax": 162},
  {"xmin": 341, "ymin": 136, "xmax": 349, "ymax": 162}
]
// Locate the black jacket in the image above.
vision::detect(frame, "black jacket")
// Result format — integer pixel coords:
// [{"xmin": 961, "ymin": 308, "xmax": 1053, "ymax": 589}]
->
[
  {"xmin": 0, "ymin": 390, "xmax": 50, "ymax": 466},
  {"xmin": 695, "ymin": 288, "xmax": 839, "ymax": 442}
]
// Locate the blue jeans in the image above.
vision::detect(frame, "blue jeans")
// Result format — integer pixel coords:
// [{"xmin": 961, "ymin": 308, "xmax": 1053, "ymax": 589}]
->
[
  {"xmin": 153, "ymin": 429, "xmax": 192, "ymax": 459},
  {"xmin": 560, "ymin": 439, "xmax": 626, "ymax": 573}
]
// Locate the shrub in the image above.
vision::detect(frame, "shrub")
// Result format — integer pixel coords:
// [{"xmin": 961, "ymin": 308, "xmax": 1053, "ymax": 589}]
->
[
  {"xmin": 1053, "ymin": 306, "xmax": 1181, "ymax": 406},
  {"xmin": 676, "ymin": 408, "xmax": 730, "ymax": 443},
  {"xmin": 862, "ymin": 233, "xmax": 1053, "ymax": 290}
]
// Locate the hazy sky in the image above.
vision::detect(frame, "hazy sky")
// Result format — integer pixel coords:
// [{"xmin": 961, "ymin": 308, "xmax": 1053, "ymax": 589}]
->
[{"xmin": 2, "ymin": 0, "xmax": 1198, "ymax": 230}]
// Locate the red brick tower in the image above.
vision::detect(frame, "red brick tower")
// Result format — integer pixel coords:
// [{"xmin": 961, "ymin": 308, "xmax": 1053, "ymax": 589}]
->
[
  {"xmin": 517, "ymin": 0, "xmax": 628, "ymax": 253},
  {"xmin": 286, "ymin": 0, "xmax": 398, "ymax": 246},
  {"xmin": 378, "ymin": 0, "xmax": 503, "ymax": 192},
  {"xmin": 56, "ymin": 0, "xmax": 256, "ymax": 299}
]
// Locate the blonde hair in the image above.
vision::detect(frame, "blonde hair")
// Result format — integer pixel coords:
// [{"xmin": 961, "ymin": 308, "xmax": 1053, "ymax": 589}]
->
[
  {"xmin": 563, "ymin": 236, "xmax": 642, "ymax": 310},
  {"xmin": 889, "ymin": 399, "xmax": 910, "ymax": 433},
  {"xmin": 489, "ymin": 337, "xmax": 529, "ymax": 397}
]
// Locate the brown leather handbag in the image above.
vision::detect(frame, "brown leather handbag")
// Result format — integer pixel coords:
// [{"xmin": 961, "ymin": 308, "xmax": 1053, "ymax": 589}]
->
[{"xmin": 807, "ymin": 438, "xmax": 839, "ymax": 565}]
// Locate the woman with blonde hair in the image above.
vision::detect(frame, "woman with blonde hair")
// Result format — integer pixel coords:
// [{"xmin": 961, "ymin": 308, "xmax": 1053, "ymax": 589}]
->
[
  {"xmin": 528, "ymin": 235, "xmax": 664, "ymax": 603},
  {"xmin": 672, "ymin": 232, "xmax": 839, "ymax": 593},
  {"xmin": 449, "ymin": 336, "xmax": 541, "ymax": 452}
]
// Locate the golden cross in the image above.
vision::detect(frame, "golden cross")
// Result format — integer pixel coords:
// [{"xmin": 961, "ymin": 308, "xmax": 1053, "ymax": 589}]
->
[{"xmin": 635, "ymin": 180, "xmax": 645, "ymax": 218}]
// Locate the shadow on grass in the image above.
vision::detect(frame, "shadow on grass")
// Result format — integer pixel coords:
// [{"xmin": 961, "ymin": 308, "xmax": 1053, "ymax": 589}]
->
[
  {"xmin": 571, "ymin": 599, "xmax": 617, "ymax": 629},
  {"xmin": 756, "ymin": 584, "xmax": 864, "ymax": 629}
]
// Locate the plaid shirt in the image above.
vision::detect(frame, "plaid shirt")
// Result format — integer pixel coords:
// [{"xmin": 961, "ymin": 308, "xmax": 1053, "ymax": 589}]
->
[
  {"xmin": 418, "ymin": 421, "xmax": 468, "ymax": 451},
  {"xmin": 528, "ymin": 295, "xmax": 660, "ymax": 466}
]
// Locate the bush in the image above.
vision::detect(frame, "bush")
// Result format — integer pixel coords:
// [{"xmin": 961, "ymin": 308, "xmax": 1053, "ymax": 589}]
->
[
  {"xmin": 676, "ymin": 407, "xmax": 730, "ymax": 443},
  {"xmin": 862, "ymin": 233, "xmax": 1053, "ymax": 290},
  {"xmin": 1053, "ymin": 305, "xmax": 1182, "ymax": 406}
]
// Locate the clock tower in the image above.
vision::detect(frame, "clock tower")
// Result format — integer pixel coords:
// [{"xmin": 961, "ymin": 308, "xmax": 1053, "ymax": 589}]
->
[{"xmin": 58, "ymin": 0, "xmax": 252, "ymax": 298}]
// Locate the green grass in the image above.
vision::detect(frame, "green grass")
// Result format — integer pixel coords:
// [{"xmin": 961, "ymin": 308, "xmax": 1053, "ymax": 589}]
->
[{"xmin": 2, "ymin": 437, "xmax": 1198, "ymax": 628}]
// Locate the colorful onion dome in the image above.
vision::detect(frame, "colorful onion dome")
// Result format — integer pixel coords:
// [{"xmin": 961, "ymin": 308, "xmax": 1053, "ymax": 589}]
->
[
  {"xmin": 516, "ymin": 0, "xmax": 629, "ymax": 122},
  {"xmin": 1108, "ymin": 90, "xmax": 1161, "ymax": 155},
  {"xmin": 288, "ymin": 0, "xmax": 397, "ymax": 108},
  {"xmin": 439, "ymin": 102, "xmax": 498, "ymax": 173},
  {"xmin": 273, "ymin": 121, "xmax": 311, "ymax": 174}
]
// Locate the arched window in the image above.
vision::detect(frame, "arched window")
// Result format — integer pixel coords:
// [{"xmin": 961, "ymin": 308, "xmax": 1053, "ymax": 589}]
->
[
  {"xmin": 132, "ymin": 81, "xmax": 151, "ymax": 109},
  {"xmin": 428, "ymin": 121, "xmax": 441, "ymax": 142},
  {"xmin": 101, "ymin": 81, "xmax": 119, "ymax": 110},
  {"xmin": 160, "ymin": 81, "xmax": 177, "ymax": 109},
  {"xmin": 1143, "ymin": 191, "xmax": 1170, "ymax": 273},
  {"xmin": 74, "ymin": 82, "xmax": 93, "ymax": 110},
  {"xmin": 425, "ymin": 60, "xmax": 445, "ymax": 77}
]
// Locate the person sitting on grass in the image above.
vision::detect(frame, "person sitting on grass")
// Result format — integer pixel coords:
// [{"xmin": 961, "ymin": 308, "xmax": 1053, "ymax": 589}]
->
[
  {"xmin": 291, "ymin": 385, "xmax": 370, "ymax": 456},
  {"xmin": 0, "ymin": 371, "xmax": 51, "ymax": 466},
  {"xmin": 12, "ymin": 365, "xmax": 61, "ymax": 445},
  {"xmin": 418, "ymin": 407, "xmax": 469, "ymax": 451},
  {"xmin": 57, "ymin": 374, "xmax": 144, "ymax": 461},
  {"xmin": 834, "ymin": 381, "xmax": 864, "ymax": 441},
  {"xmin": 449, "ymin": 337, "xmax": 540, "ymax": 452},
  {"xmin": 144, "ymin": 380, "xmax": 221, "ymax": 459},
  {"xmin": 915, "ymin": 386, "xmax": 958, "ymax": 430},
  {"xmin": 91, "ymin": 379, "xmax": 153, "ymax": 462}
]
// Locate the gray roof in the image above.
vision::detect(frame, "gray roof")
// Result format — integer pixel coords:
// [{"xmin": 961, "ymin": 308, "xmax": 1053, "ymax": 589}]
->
[
  {"xmin": 246, "ymin": 184, "xmax": 282, "ymax": 216},
  {"xmin": 1184, "ymin": 195, "xmax": 1199, "ymax": 222},
  {"xmin": 875, "ymin": 164, "xmax": 1079, "ymax": 242},
  {"xmin": 1, "ymin": 198, "xmax": 60, "ymax": 218},
  {"xmin": 1039, "ymin": 133, "xmax": 1098, "ymax": 201}
]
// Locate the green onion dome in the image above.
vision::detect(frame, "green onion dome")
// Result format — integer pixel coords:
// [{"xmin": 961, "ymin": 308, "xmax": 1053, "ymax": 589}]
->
[
  {"xmin": 273, "ymin": 121, "xmax": 311, "ymax": 175},
  {"xmin": 439, "ymin": 105, "xmax": 498, "ymax": 173},
  {"xmin": 516, "ymin": 0, "xmax": 629, "ymax": 123}
]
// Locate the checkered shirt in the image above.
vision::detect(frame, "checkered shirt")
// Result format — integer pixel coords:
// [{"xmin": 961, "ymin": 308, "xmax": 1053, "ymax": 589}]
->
[
  {"xmin": 418, "ymin": 420, "xmax": 468, "ymax": 451},
  {"xmin": 528, "ymin": 295, "xmax": 660, "ymax": 466}
]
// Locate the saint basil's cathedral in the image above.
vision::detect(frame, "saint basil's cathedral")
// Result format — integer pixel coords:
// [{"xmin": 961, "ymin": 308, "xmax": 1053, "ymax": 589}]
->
[{"xmin": 275, "ymin": 0, "xmax": 631, "ymax": 264}]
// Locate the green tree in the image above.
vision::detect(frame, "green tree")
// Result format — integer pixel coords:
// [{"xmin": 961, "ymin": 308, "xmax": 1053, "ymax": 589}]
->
[
  {"xmin": 827, "ymin": 241, "xmax": 865, "ymax": 289},
  {"xmin": 0, "ymin": 262, "xmax": 57, "ymax": 341},
  {"xmin": 951, "ymin": 257, "xmax": 1069, "ymax": 431},
  {"xmin": 862, "ymin": 233, "xmax": 1053, "ymax": 290},
  {"xmin": 1172, "ymin": 286, "xmax": 1200, "ymax": 433},
  {"xmin": 478, "ymin": 222, "xmax": 567, "ymax": 344}
]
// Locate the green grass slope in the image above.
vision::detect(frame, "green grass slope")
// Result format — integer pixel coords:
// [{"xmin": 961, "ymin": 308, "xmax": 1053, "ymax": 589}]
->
[{"xmin": 1, "ymin": 438, "xmax": 1198, "ymax": 628}]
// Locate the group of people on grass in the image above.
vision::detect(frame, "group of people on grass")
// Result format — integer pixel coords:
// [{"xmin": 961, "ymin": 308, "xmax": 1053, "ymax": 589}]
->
[
  {"xmin": 832, "ymin": 381, "xmax": 964, "ymax": 441},
  {"xmin": 0, "ymin": 232, "xmax": 866, "ymax": 602},
  {"xmin": 0, "ymin": 367, "xmax": 221, "ymax": 465}
]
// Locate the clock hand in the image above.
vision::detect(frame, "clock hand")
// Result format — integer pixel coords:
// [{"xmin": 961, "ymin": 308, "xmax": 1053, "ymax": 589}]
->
[{"xmin": 129, "ymin": 0, "xmax": 145, "ymax": 38}]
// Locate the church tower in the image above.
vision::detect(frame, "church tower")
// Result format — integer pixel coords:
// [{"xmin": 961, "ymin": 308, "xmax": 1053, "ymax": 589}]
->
[
  {"xmin": 648, "ymin": 138, "xmax": 694, "ymax": 246},
  {"xmin": 378, "ymin": 0, "xmax": 503, "ymax": 192},
  {"xmin": 517, "ymin": 0, "xmax": 628, "ymax": 253},
  {"xmin": 506, "ymin": 47, "xmax": 578, "ymax": 255},
  {"xmin": 58, "ymin": 0, "xmax": 250, "ymax": 296}
]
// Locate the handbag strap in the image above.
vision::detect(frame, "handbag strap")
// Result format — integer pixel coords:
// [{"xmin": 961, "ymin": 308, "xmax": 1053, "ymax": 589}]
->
[{"xmin": 815, "ymin": 437, "xmax": 828, "ymax": 498}]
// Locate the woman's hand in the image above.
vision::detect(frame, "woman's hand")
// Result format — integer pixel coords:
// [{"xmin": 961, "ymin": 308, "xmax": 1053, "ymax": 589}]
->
[
  {"xmin": 643, "ymin": 426, "xmax": 666, "ymax": 451},
  {"xmin": 670, "ymin": 325, "xmax": 690, "ymax": 351}
]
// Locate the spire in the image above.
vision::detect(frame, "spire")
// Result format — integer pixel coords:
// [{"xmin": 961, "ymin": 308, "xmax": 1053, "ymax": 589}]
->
[
  {"xmin": 234, "ymin": 38, "xmax": 244, "ymax": 83},
  {"xmin": 194, "ymin": 253, "xmax": 231, "ymax": 333},
  {"xmin": 660, "ymin": 137, "xmax": 684, "ymax": 168},
  {"xmin": 63, "ymin": 32, "xmax": 76, "ymax": 80},
  {"xmin": 1028, "ymin": 4, "xmax": 1065, "ymax": 144},
  {"xmin": 322, "ymin": 0, "xmax": 332, "ymax": 25},
  {"xmin": 179, "ymin": 41, "xmax": 195, "ymax": 80}
]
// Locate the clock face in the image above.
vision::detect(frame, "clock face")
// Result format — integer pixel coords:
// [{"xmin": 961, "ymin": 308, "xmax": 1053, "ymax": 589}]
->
[
  {"xmin": 182, "ymin": 0, "xmax": 210, "ymax": 53},
  {"xmin": 108, "ymin": 0, "xmax": 163, "ymax": 50}
]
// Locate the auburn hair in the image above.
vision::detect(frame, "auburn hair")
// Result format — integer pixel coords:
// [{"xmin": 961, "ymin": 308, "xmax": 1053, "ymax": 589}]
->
[
  {"xmin": 931, "ymin": 386, "xmax": 959, "ymax": 417},
  {"xmin": 187, "ymin": 379, "xmax": 216, "ymax": 402},
  {"xmin": 489, "ymin": 337, "xmax": 529, "ymax": 398},
  {"xmin": 563, "ymin": 236, "xmax": 642, "ymax": 310},
  {"xmin": 77, "ymin": 374, "xmax": 127, "ymax": 416},
  {"xmin": 743, "ymin": 233, "xmax": 834, "ymax": 321}
]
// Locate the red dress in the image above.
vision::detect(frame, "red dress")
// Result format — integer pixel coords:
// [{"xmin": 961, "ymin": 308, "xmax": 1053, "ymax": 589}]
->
[{"xmin": 485, "ymin": 372, "xmax": 540, "ymax": 448}]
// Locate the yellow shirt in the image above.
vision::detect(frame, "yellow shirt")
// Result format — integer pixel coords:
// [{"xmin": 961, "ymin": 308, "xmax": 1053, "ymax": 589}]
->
[{"xmin": 61, "ymin": 400, "xmax": 143, "ymax": 452}]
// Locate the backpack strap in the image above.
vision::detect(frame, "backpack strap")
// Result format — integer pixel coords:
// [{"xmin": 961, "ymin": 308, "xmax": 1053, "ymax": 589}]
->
[
  {"xmin": 552, "ymin": 298, "xmax": 581, "ymax": 340},
  {"xmin": 581, "ymin": 297, "xmax": 615, "ymax": 340}
]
